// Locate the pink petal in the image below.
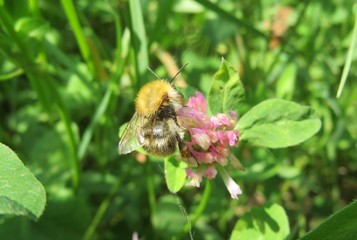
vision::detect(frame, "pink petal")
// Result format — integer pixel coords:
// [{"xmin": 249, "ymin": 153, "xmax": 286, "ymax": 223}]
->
[
  {"xmin": 177, "ymin": 107, "xmax": 211, "ymax": 128},
  {"xmin": 217, "ymin": 130, "xmax": 240, "ymax": 146},
  {"xmin": 190, "ymin": 128, "xmax": 211, "ymax": 150},
  {"xmin": 185, "ymin": 168, "xmax": 203, "ymax": 187},
  {"xmin": 190, "ymin": 151, "xmax": 216, "ymax": 164},
  {"xmin": 187, "ymin": 92, "xmax": 208, "ymax": 113},
  {"xmin": 218, "ymin": 166, "xmax": 242, "ymax": 199},
  {"xmin": 228, "ymin": 110, "xmax": 238, "ymax": 123},
  {"xmin": 204, "ymin": 165, "xmax": 217, "ymax": 179},
  {"xmin": 132, "ymin": 232, "xmax": 139, "ymax": 240},
  {"xmin": 211, "ymin": 113, "xmax": 231, "ymax": 129}
]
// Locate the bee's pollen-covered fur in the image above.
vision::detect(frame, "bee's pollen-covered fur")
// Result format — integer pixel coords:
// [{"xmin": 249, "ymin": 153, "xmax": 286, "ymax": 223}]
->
[{"xmin": 135, "ymin": 80, "xmax": 182, "ymax": 116}]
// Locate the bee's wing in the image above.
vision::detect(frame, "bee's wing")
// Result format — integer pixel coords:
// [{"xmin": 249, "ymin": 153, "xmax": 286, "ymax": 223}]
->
[{"xmin": 118, "ymin": 113, "xmax": 145, "ymax": 154}]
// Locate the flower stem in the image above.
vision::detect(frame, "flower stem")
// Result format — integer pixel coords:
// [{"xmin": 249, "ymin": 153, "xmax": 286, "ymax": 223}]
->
[
  {"xmin": 179, "ymin": 180, "xmax": 212, "ymax": 237},
  {"xmin": 83, "ymin": 179, "xmax": 121, "ymax": 240}
]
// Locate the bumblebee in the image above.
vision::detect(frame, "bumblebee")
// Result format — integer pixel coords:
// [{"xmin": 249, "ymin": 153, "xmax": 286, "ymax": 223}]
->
[{"xmin": 118, "ymin": 65, "xmax": 192, "ymax": 159}]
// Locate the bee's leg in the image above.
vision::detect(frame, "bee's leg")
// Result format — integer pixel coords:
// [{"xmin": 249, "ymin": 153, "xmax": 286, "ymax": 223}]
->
[
  {"xmin": 176, "ymin": 135, "xmax": 199, "ymax": 166},
  {"xmin": 173, "ymin": 115, "xmax": 181, "ymax": 128}
]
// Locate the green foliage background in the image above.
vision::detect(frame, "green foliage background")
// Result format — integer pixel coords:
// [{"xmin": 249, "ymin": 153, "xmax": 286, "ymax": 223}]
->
[{"xmin": 0, "ymin": 0, "xmax": 356, "ymax": 239}]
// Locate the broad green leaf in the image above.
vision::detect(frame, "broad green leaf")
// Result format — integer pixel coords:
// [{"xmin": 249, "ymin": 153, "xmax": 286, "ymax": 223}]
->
[
  {"xmin": 208, "ymin": 58, "xmax": 245, "ymax": 114},
  {"xmin": 0, "ymin": 191, "xmax": 92, "ymax": 239},
  {"xmin": 0, "ymin": 143, "xmax": 46, "ymax": 220},
  {"xmin": 164, "ymin": 157, "xmax": 187, "ymax": 193},
  {"xmin": 301, "ymin": 200, "xmax": 357, "ymax": 240},
  {"xmin": 230, "ymin": 203, "xmax": 290, "ymax": 240},
  {"xmin": 237, "ymin": 99, "xmax": 321, "ymax": 148}
]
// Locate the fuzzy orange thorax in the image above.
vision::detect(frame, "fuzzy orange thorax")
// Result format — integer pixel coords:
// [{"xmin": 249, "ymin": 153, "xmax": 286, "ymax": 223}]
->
[{"xmin": 135, "ymin": 80, "xmax": 173, "ymax": 116}]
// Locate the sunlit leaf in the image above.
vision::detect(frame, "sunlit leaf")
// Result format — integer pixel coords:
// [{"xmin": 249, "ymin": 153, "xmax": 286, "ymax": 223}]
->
[
  {"xmin": 230, "ymin": 203, "xmax": 290, "ymax": 240},
  {"xmin": 164, "ymin": 157, "xmax": 187, "ymax": 193},
  {"xmin": 237, "ymin": 99, "xmax": 321, "ymax": 148},
  {"xmin": 208, "ymin": 58, "xmax": 245, "ymax": 114},
  {"xmin": 0, "ymin": 143, "xmax": 46, "ymax": 220},
  {"xmin": 301, "ymin": 200, "xmax": 357, "ymax": 240}
]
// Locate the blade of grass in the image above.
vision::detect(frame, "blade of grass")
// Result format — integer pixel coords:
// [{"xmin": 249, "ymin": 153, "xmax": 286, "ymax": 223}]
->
[
  {"xmin": 336, "ymin": 15, "xmax": 357, "ymax": 98},
  {"xmin": 28, "ymin": 0, "xmax": 40, "ymax": 16},
  {"xmin": 0, "ymin": 68, "xmax": 24, "ymax": 81},
  {"xmin": 78, "ymin": 84, "xmax": 113, "ymax": 160},
  {"xmin": 60, "ymin": 0, "xmax": 95, "ymax": 78},
  {"xmin": 77, "ymin": 0, "xmax": 125, "ymax": 159},
  {"xmin": 55, "ymin": 97, "xmax": 80, "ymax": 189},
  {"xmin": 129, "ymin": 0, "xmax": 149, "ymax": 86},
  {"xmin": 108, "ymin": 3, "xmax": 123, "ymax": 74},
  {"xmin": 0, "ymin": 6, "xmax": 80, "ymax": 189},
  {"xmin": 0, "ymin": 6, "xmax": 32, "ymax": 61},
  {"xmin": 0, "ymin": 6, "xmax": 53, "ymax": 112},
  {"xmin": 83, "ymin": 179, "xmax": 121, "ymax": 240},
  {"xmin": 194, "ymin": 0, "xmax": 267, "ymax": 40}
]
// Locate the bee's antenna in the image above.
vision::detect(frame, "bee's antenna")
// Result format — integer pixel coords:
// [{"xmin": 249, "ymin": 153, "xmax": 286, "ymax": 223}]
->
[
  {"xmin": 170, "ymin": 63, "xmax": 188, "ymax": 83},
  {"xmin": 146, "ymin": 66, "xmax": 161, "ymax": 79}
]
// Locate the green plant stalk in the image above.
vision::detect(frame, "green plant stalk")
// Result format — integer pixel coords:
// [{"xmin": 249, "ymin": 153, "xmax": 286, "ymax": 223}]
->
[
  {"xmin": 190, "ymin": 180, "xmax": 212, "ymax": 226},
  {"xmin": 180, "ymin": 180, "xmax": 212, "ymax": 237},
  {"xmin": 0, "ymin": 7, "xmax": 80, "ymax": 189},
  {"xmin": 78, "ymin": 85, "xmax": 113, "ymax": 160},
  {"xmin": 336, "ymin": 15, "xmax": 357, "ymax": 98},
  {"xmin": 110, "ymin": 6, "xmax": 123, "ymax": 72},
  {"xmin": 29, "ymin": 71, "xmax": 80, "ymax": 190},
  {"xmin": 0, "ymin": 68, "xmax": 24, "ymax": 81},
  {"xmin": 129, "ymin": 0, "xmax": 149, "ymax": 86},
  {"xmin": 0, "ymin": 7, "xmax": 32, "ymax": 61},
  {"xmin": 56, "ymin": 102, "xmax": 80, "ymax": 189},
  {"xmin": 0, "ymin": 6, "xmax": 51, "ymax": 111},
  {"xmin": 83, "ymin": 179, "xmax": 122, "ymax": 240},
  {"xmin": 60, "ymin": 0, "xmax": 95, "ymax": 77}
]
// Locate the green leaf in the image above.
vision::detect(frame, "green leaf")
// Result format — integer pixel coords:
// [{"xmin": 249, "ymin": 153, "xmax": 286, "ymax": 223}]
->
[
  {"xmin": 208, "ymin": 58, "xmax": 245, "ymax": 114},
  {"xmin": 230, "ymin": 203, "xmax": 290, "ymax": 240},
  {"xmin": 237, "ymin": 99, "xmax": 321, "ymax": 148},
  {"xmin": 300, "ymin": 200, "xmax": 357, "ymax": 240},
  {"xmin": 164, "ymin": 157, "xmax": 187, "ymax": 193},
  {"xmin": 0, "ymin": 142, "xmax": 46, "ymax": 220}
]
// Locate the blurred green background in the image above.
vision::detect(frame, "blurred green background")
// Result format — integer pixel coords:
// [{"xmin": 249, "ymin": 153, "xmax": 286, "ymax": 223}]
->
[{"xmin": 0, "ymin": 0, "xmax": 356, "ymax": 239}]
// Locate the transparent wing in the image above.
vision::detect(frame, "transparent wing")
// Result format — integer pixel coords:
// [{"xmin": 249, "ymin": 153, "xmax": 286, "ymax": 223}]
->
[{"xmin": 118, "ymin": 113, "xmax": 144, "ymax": 154}]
